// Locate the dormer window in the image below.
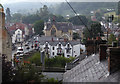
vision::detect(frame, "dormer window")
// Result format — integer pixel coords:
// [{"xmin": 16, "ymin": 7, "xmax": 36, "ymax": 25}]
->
[
  {"xmin": 59, "ymin": 44, "xmax": 61, "ymax": 48},
  {"xmin": 44, "ymin": 43, "xmax": 49, "ymax": 54},
  {"xmin": 66, "ymin": 43, "xmax": 71, "ymax": 53},
  {"xmin": 57, "ymin": 43, "xmax": 62, "ymax": 55}
]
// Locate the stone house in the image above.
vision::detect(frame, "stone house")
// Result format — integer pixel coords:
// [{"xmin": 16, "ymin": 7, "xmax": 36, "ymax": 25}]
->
[{"xmin": 44, "ymin": 21, "xmax": 73, "ymax": 40}]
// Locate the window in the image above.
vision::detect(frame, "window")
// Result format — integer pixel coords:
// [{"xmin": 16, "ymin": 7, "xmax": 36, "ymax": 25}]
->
[
  {"xmin": 66, "ymin": 44, "xmax": 71, "ymax": 53},
  {"xmin": 57, "ymin": 44, "xmax": 62, "ymax": 55},
  {"xmin": 53, "ymin": 46, "xmax": 54, "ymax": 50},
  {"xmin": 59, "ymin": 44, "xmax": 61, "ymax": 47},
  {"xmin": 68, "ymin": 44, "xmax": 70, "ymax": 47},
  {"xmin": 51, "ymin": 28, "xmax": 56, "ymax": 36},
  {"xmin": 67, "ymin": 55, "xmax": 70, "ymax": 57},
  {"xmin": 53, "ymin": 52, "xmax": 54, "ymax": 55}
]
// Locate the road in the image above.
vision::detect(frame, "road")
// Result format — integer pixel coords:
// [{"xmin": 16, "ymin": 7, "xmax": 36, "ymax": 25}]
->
[{"xmin": 12, "ymin": 35, "xmax": 40, "ymax": 65}]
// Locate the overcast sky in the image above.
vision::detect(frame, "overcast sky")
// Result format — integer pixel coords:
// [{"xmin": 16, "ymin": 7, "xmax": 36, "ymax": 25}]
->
[{"xmin": 0, "ymin": 0, "xmax": 120, "ymax": 4}]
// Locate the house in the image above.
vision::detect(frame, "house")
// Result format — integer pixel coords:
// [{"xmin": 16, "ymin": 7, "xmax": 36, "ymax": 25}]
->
[
  {"xmin": 44, "ymin": 21, "xmax": 73, "ymax": 41},
  {"xmin": 12, "ymin": 29, "xmax": 23, "ymax": 43},
  {"xmin": 6, "ymin": 23, "xmax": 34, "ymax": 43},
  {"xmin": 72, "ymin": 25, "xmax": 85, "ymax": 40},
  {"xmin": 39, "ymin": 37, "xmax": 86, "ymax": 58}
]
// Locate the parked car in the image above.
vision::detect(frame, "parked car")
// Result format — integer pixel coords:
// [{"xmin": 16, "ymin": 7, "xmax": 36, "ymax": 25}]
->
[
  {"xmin": 25, "ymin": 42, "xmax": 29, "ymax": 46},
  {"xmin": 16, "ymin": 47, "xmax": 24, "ymax": 56}
]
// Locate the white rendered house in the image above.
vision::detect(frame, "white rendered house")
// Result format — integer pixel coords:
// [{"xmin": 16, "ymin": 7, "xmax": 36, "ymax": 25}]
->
[
  {"xmin": 40, "ymin": 41, "xmax": 86, "ymax": 58},
  {"xmin": 12, "ymin": 29, "xmax": 23, "ymax": 43}
]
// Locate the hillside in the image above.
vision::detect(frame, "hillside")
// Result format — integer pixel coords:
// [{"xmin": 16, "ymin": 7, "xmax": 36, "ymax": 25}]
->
[
  {"xmin": 50, "ymin": 2, "xmax": 118, "ymax": 16},
  {"xmin": 3, "ymin": 2, "xmax": 118, "ymax": 16}
]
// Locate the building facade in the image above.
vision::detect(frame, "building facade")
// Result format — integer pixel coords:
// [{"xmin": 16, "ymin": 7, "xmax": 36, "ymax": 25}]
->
[
  {"xmin": 40, "ymin": 41, "xmax": 86, "ymax": 58},
  {"xmin": 12, "ymin": 29, "xmax": 23, "ymax": 43},
  {"xmin": 6, "ymin": 23, "xmax": 34, "ymax": 43},
  {"xmin": 44, "ymin": 22, "xmax": 73, "ymax": 40}
]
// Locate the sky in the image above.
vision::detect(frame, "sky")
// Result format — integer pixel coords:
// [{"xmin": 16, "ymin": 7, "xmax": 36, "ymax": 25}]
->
[{"xmin": 0, "ymin": 0, "xmax": 120, "ymax": 4}]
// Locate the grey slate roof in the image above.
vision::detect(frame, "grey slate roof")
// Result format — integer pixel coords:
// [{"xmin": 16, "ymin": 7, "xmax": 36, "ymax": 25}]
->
[
  {"xmin": 40, "ymin": 40, "xmax": 80, "ymax": 46},
  {"xmin": 63, "ymin": 54, "xmax": 120, "ymax": 82},
  {"xmin": 45, "ymin": 22, "xmax": 73, "ymax": 32}
]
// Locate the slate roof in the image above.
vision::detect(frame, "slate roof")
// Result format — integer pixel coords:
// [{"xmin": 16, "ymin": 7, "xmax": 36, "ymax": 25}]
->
[
  {"xmin": 45, "ymin": 22, "xmax": 73, "ymax": 32},
  {"xmin": 63, "ymin": 54, "xmax": 120, "ymax": 82},
  {"xmin": 40, "ymin": 41, "xmax": 80, "ymax": 46},
  {"xmin": 7, "ymin": 23, "xmax": 27, "ymax": 35}
]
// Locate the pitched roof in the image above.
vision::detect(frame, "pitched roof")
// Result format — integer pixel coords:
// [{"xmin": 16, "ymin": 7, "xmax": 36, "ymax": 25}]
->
[
  {"xmin": 45, "ymin": 22, "xmax": 73, "ymax": 32},
  {"xmin": 40, "ymin": 40, "xmax": 80, "ymax": 46},
  {"xmin": 63, "ymin": 54, "xmax": 120, "ymax": 82},
  {"xmin": 7, "ymin": 23, "xmax": 26, "ymax": 31}
]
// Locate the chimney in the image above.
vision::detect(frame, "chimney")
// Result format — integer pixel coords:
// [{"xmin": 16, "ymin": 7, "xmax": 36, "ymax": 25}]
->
[
  {"xmin": 107, "ymin": 47, "xmax": 120, "ymax": 74},
  {"xmin": 51, "ymin": 37, "xmax": 54, "ymax": 42},
  {"xmin": 99, "ymin": 44, "xmax": 112, "ymax": 61},
  {"xmin": 99, "ymin": 44, "xmax": 107, "ymax": 61}
]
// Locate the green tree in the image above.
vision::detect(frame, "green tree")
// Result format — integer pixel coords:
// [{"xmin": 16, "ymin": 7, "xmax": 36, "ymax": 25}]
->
[
  {"xmin": 11, "ymin": 13, "xmax": 22, "ymax": 22},
  {"xmin": 22, "ymin": 14, "xmax": 41, "ymax": 24},
  {"xmin": 13, "ymin": 64, "xmax": 45, "ymax": 82},
  {"xmin": 108, "ymin": 34, "xmax": 116, "ymax": 44},
  {"xmin": 83, "ymin": 22, "xmax": 103, "ymax": 39},
  {"xmin": 95, "ymin": 12, "xmax": 103, "ymax": 21},
  {"xmin": 33, "ymin": 20, "xmax": 44, "ymax": 35},
  {"xmin": 68, "ymin": 15, "xmax": 88, "ymax": 25},
  {"xmin": 6, "ymin": 8, "xmax": 11, "ymax": 23},
  {"xmin": 28, "ymin": 52, "xmax": 42, "ymax": 66}
]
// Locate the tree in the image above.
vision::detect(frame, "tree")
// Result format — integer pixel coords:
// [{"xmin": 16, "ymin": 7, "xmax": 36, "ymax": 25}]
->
[
  {"xmin": 22, "ymin": 14, "xmax": 41, "ymax": 24},
  {"xmin": 68, "ymin": 15, "xmax": 88, "ymax": 25},
  {"xmin": 11, "ymin": 13, "xmax": 22, "ymax": 22},
  {"xmin": 83, "ymin": 22, "xmax": 103, "ymax": 39},
  {"xmin": 12, "ymin": 64, "xmax": 45, "ymax": 82},
  {"xmin": 95, "ymin": 12, "xmax": 103, "ymax": 21},
  {"xmin": 108, "ymin": 34, "xmax": 116, "ymax": 44},
  {"xmin": 91, "ymin": 22, "xmax": 103, "ymax": 38},
  {"xmin": 33, "ymin": 20, "xmax": 44, "ymax": 35},
  {"xmin": 6, "ymin": 8, "xmax": 11, "ymax": 23},
  {"xmin": 73, "ymin": 33, "xmax": 80, "ymax": 40}
]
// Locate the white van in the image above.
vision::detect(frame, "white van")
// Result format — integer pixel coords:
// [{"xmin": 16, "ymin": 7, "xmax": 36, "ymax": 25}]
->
[{"xmin": 16, "ymin": 47, "xmax": 24, "ymax": 56}]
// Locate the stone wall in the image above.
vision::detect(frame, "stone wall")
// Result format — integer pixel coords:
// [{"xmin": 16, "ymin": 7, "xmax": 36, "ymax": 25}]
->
[
  {"xmin": 107, "ymin": 47, "xmax": 120, "ymax": 74},
  {"xmin": 0, "ymin": 8, "xmax": 12, "ymax": 61}
]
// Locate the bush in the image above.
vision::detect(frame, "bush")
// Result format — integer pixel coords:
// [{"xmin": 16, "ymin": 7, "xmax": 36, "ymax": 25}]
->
[
  {"xmin": 28, "ymin": 52, "xmax": 42, "ymax": 66},
  {"xmin": 45, "ymin": 56, "xmax": 75, "ymax": 68},
  {"xmin": 28, "ymin": 52, "xmax": 75, "ymax": 68}
]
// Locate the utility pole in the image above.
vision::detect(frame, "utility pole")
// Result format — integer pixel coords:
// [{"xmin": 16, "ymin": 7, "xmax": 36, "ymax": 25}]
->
[{"xmin": 41, "ymin": 50, "xmax": 45, "ymax": 72}]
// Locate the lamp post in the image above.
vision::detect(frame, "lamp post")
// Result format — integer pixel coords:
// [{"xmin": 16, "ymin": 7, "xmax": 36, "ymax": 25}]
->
[{"xmin": 107, "ymin": 15, "xmax": 114, "ymax": 45}]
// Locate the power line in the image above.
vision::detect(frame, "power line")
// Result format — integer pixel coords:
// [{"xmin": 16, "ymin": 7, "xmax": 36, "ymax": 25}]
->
[{"xmin": 65, "ymin": 0, "xmax": 93, "ymax": 37}]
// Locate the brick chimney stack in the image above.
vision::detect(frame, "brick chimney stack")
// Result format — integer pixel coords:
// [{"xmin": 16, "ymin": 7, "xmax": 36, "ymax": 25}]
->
[
  {"xmin": 51, "ymin": 37, "xmax": 54, "ymax": 42},
  {"xmin": 107, "ymin": 47, "xmax": 120, "ymax": 74}
]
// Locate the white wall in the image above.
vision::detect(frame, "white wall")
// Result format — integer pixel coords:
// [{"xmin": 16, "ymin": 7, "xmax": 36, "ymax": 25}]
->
[
  {"xmin": 40, "ymin": 42, "xmax": 86, "ymax": 58},
  {"xmin": 73, "ymin": 44, "xmax": 80, "ymax": 57},
  {"xmin": 25, "ymin": 27, "xmax": 29, "ymax": 36},
  {"xmin": 64, "ymin": 43, "xmax": 72, "ymax": 58},
  {"xmin": 14, "ymin": 29, "xmax": 23, "ymax": 42}
]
